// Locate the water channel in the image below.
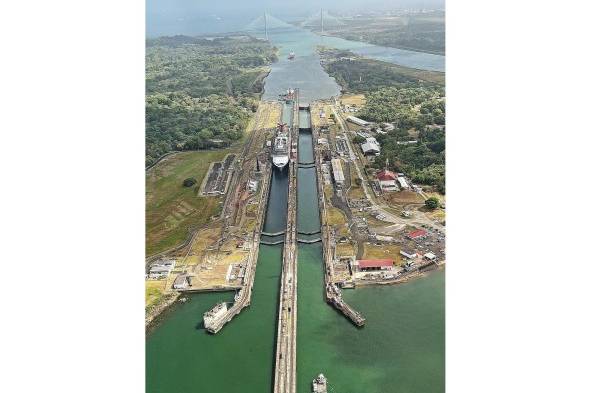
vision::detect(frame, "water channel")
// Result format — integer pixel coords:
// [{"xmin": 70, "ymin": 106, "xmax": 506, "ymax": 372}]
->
[{"xmin": 147, "ymin": 26, "xmax": 444, "ymax": 393}]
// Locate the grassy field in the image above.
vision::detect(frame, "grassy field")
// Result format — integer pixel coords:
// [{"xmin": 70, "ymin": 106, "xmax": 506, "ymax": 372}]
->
[
  {"xmin": 327, "ymin": 207, "xmax": 347, "ymax": 226},
  {"xmin": 145, "ymin": 280, "xmax": 167, "ymax": 307},
  {"xmin": 341, "ymin": 94, "xmax": 366, "ymax": 108},
  {"xmin": 362, "ymin": 243, "xmax": 402, "ymax": 265},
  {"xmin": 146, "ymin": 150, "xmax": 233, "ymax": 256}
]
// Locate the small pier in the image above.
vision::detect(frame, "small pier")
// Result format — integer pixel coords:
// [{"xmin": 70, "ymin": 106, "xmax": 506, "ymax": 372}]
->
[
  {"xmin": 204, "ymin": 162, "xmax": 273, "ymax": 334},
  {"xmin": 313, "ymin": 126, "xmax": 366, "ymax": 327}
]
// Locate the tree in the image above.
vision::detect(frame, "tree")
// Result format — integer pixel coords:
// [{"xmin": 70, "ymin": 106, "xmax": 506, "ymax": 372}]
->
[
  {"xmin": 183, "ymin": 178, "xmax": 197, "ymax": 187},
  {"xmin": 352, "ymin": 135, "xmax": 365, "ymax": 144},
  {"xmin": 425, "ymin": 197, "xmax": 439, "ymax": 210}
]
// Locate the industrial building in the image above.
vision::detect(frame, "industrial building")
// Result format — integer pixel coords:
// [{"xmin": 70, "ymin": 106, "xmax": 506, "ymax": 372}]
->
[
  {"xmin": 398, "ymin": 177, "xmax": 409, "ymax": 189},
  {"xmin": 353, "ymin": 259, "xmax": 394, "ymax": 272},
  {"xmin": 331, "ymin": 158, "xmax": 345, "ymax": 188},
  {"xmin": 148, "ymin": 259, "xmax": 175, "ymax": 279},
  {"xmin": 424, "ymin": 252, "xmax": 437, "ymax": 261},
  {"xmin": 347, "ymin": 115, "xmax": 370, "ymax": 127},
  {"xmin": 376, "ymin": 169, "xmax": 398, "ymax": 192},
  {"xmin": 361, "ymin": 140, "xmax": 380, "ymax": 155},
  {"xmin": 173, "ymin": 274, "xmax": 191, "ymax": 290},
  {"xmin": 400, "ymin": 249, "xmax": 417, "ymax": 259},
  {"xmin": 248, "ymin": 179, "xmax": 258, "ymax": 192},
  {"xmin": 407, "ymin": 229, "xmax": 428, "ymax": 240}
]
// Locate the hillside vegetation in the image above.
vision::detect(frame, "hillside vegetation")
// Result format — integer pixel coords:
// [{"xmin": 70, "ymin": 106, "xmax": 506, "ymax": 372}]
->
[
  {"xmin": 145, "ymin": 35, "xmax": 277, "ymax": 166},
  {"xmin": 320, "ymin": 48, "xmax": 446, "ymax": 193},
  {"xmin": 312, "ymin": 12, "xmax": 445, "ymax": 55}
]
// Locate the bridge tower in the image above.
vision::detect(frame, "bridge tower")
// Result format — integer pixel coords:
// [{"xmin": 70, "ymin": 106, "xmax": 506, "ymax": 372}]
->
[{"xmin": 264, "ymin": 11, "xmax": 268, "ymax": 40}]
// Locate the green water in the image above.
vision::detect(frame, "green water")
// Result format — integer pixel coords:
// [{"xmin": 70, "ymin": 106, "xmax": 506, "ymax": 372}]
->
[
  {"xmin": 294, "ymin": 128, "xmax": 444, "ymax": 393},
  {"xmin": 146, "ymin": 245, "xmax": 282, "ymax": 393},
  {"xmin": 296, "ymin": 243, "xmax": 445, "ymax": 393}
]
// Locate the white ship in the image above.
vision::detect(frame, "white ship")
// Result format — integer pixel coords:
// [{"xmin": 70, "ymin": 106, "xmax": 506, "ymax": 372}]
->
[
  {"xmin": 280, "ymin": 88, "xmax": 295, "ymax": 103},
  {"xmin": 272, "ymin": 122, "xmax": 290, "ymax": 170},
  {"xmin": 312, "ymin": 374, "xmax": 327, "ymax": 393},
  {"xmin": 203, "ymin": 302, "xmax": 228, "ymax": 331}
]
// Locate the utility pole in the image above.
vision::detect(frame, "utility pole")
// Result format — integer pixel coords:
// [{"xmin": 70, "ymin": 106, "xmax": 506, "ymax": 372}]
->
[{"xmin": 264, "ymin": 11, "xmax": 268, "ymax": 41}]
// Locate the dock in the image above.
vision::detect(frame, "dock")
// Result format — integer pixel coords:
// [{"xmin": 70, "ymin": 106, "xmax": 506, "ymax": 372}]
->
[
  {"xmin": 273, "ymin": 95, "xmax": 299, "ymax": 393},
  {"xmin": 313, "ymin": 126, "xmax": 366, "ymax": 327},
  {"xmin": 204, "ymin": 161, "xmax": 273, "ymax": 334}
]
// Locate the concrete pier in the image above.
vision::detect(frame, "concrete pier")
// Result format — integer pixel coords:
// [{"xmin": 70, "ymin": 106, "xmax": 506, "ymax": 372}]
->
[
  {"xmin": 273, "ymin": 98, "xmax": 299, "ymax": 393},
  {"xmin": 205, "ymin": 162, "xmax": 273, "ymax": 334},
  {"xmin": 312, "ymin": 126, "xmax": 366, "ymax": 327}
]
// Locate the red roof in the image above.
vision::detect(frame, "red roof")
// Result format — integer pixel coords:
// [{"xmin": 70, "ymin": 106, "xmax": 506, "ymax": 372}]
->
[
  {"xmin": 377, "ymin": 170, "xmax": 397, "ymax": 181},
  {"xmin": 407, "ymin": 229, "xmax": 427, "ymax": 239},
  {"xmin": 357, "ymin": 259, "xmax": 394, "ymax": 269}
]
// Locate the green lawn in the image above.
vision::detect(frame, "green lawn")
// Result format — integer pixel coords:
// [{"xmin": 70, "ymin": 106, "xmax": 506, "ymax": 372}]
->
[{"xmin": 146, "ymin": 149, "xmax": 233, "ymax": 256}]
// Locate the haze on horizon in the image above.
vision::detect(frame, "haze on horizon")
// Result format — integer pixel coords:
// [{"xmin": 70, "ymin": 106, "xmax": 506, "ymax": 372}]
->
[{"xmin": 147, "ymin": 0, "xmax": 444, "ymax": 37}]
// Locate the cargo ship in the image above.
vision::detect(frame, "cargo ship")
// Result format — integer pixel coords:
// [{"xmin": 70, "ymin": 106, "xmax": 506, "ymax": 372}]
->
[
  {"xmin": 312, "ymin": 374, "xmax": 327, "ymax": 393},
  {"xmin": 272, "ymin": 122, "xmax": 290, "ymax": 170}
]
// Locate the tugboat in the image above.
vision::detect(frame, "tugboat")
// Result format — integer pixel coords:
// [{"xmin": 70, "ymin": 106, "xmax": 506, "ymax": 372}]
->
[
  {"xmin": 272, "ymin": 122, "xmax": 290, "ymax": 170},
  {"xmin": 288, "ymin": 51, "xmax": 295, "ymax": 60},
  {"xmin": 312, "ymin": 373, "xmax": 327, "ymax": 393}
]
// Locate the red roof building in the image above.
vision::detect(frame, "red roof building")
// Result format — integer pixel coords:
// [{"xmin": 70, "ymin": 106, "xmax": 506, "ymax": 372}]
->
[
  {"xmin": 376, "ymin": 170, "xmax": 398, "ymax": 181},
  {"xmin": 356, "ymin": 259, "xmax": 394, "ymax": 271},
  {"xmin": 407, "ymin": 229, "xmax": 428, "ymax": 240}
]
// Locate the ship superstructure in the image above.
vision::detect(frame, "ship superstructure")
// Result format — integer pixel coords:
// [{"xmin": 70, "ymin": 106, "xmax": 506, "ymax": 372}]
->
[
  {"xmin": 272, "ymin": 122, "xmax": 290, "ymax": 170},
  {"xmin": 312, "ymin": 374, "xmax": 327, "ymax": 393},
  {"xmin": 203, "ymin": 302, "xmax": 228, "ymax": 332}
]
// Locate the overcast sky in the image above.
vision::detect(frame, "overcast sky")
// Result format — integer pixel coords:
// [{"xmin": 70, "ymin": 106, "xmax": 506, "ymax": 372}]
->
[{"xmin": 147, "ymin": 0, "xmax": 445, "ymax": 18}]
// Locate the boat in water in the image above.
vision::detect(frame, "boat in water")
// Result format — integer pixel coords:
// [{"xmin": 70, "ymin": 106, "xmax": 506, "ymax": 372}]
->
[
  {"xmin": 279, "ymin": 88, "xmax": 295, "ymax": 103},
  {"xmin": 203, "ymin": 302, "xmax": 228, "ymax": 332},
  {"xmin": 312, "ymin": 373, "xmax": 327, "ymax": 393},
  {"xmin": 272, "ymin": 122, "xmax": 290, "ymax": 170},
  {"xmin": 288, "ymin": 51, "xmax": 295, "ymax": 60}
]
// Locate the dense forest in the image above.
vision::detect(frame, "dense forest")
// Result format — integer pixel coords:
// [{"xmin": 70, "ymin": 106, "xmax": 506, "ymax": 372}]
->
[
  {"xmin": 320, "ymin": 48, "xmax": 446, "ymax": 193},
  {"xmin": 313, "ymin": 12, "xmax": 445, "ymax": 55},
  {"xmin": 145, "ymin": 35, "xmax": 277, "ymax": 166}
]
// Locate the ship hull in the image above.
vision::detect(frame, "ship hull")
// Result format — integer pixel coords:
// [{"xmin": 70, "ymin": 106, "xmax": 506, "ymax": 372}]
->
[{"xmin": 272, "ymin": 155, "xmax": 289, "ymax": 169}]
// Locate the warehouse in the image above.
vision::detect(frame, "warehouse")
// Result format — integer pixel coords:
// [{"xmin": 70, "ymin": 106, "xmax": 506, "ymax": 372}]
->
[
  {"xmin": 398, "ymin": 177, "xmax": 409, "ymax": 189},
  {"xmin": 347, "ymin": 115, "xmax": 370, "ymax": 127},
  {"xmin": 331, "ymin": 158, "xmax": 345, "ymax": 187},
  {"xmin": 407, "ymin": 229, "xmax": 428, "ymax": 240},
  {"xmin": 354, "ymin": 259, "xmax": 394, "ymax": 272},
  {"xmin": 361, "ymin": 141, "xmax": 381, "ymax": 155}
]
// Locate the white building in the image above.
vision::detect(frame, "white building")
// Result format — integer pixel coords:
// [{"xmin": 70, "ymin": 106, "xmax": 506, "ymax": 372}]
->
[
  {"xmin": 347, "ymin": 116, "xmax": 370, "ymax": 127},
  {"xmin": 424, "ymin": 252, "xmax": 437, "ymax": 261},
  {"xmin": 248, "ymin": 180, "xmax": 258, "ymax": 192},
  {"xmin": 331, "ymin": 158, "xmax": 345, "ymax": 187},
  {"xmin": 398, "ymin": 177, "xmax": 409, "ymax": 189},
  {"xmin": 379, "ymin": 180, "xmax": 399, "ymax": 192},
  {"xmin": 149, "ymin": 259, "xmax": 176, "ymax": 279},
  {"xmin": 400, "ymin": 249, "xmax": 417, "ymax": 259},
  {"xmin": 173, "ymin": 274, "xmax": 191, "ymax": 290},
  {"xmin": 361, "ymin": 141, "xmax": 380, "ymax": 155}
]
